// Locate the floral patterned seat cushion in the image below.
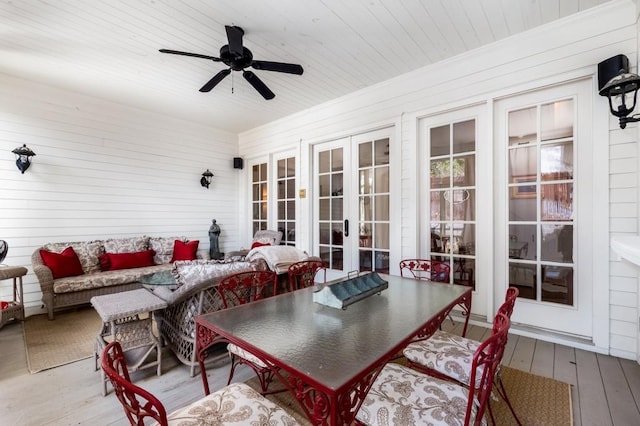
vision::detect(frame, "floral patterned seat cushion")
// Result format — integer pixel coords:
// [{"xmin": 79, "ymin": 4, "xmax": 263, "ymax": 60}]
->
[
  {"xmin": 227, "ymin": 343, "xmax": 268, "ymax": 368},
  {"xmin": 355, "ymin": 362, "xmax": 486, "ymax": 426},
  {"xmin": 403, "ymin": 330, "xmax": 483, "ymax": 388},
  {"xmin": 152, "ymin": 382, "xmax": 298, "ymax": 426}
]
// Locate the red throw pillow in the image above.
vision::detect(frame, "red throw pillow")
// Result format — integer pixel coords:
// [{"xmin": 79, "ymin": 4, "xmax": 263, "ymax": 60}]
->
[
  {"xmin": 171, "ymin": 240, "xmax": 199, "ymax": 262},
  {"xmin": 40, "ymin": 247, "xmax": 84, "ymax": 279},
  {"xmin": 99, "ymin": 250, "xmax": 156, "ymax": 271},
  {"xmin": 250, "ymin": 240, "xmax": 272, "ymax": 249}
]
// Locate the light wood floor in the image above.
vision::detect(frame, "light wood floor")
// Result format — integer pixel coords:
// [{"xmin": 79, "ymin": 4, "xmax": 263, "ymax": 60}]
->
[{"xmin": 1, "ymin": 318, "xmax": 639, "ymax": 426}]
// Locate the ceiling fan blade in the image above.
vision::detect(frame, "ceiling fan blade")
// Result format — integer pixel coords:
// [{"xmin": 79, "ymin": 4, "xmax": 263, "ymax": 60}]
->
[
  {"xmin": 199, "ymin": 69, "xmax": 231, "ymax": 92},
  {"xmin": 225, "ymin": 25, "xmax": 244, "ymax": 56},
  {"xmin": 159, "ymin": 49, "xmax": 221, "ymax": 62},
  {"xmin": 251, "ymin": 60, "xmax": 304, "ymax": 75},
  {"xmin": 243, "ymin": 70, "xmax": 275, "ymax": 100}
]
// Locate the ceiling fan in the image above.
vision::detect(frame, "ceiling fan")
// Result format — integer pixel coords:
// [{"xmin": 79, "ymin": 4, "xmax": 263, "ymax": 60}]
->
[{"xmin": 159, "ymin": 25, "xmax": 303, "ymax": 100}]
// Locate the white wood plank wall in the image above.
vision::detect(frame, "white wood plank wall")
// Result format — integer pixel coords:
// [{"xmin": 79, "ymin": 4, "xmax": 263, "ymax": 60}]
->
[
  {"xmin": 237, "ymin": 2, "xmax": 639, "ymax": 359},
  {"xmin": 0, "ymin": 74, "xmax": 240, "ymax": 314}
]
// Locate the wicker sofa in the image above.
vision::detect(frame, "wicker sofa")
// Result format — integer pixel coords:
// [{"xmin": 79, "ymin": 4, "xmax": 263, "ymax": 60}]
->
[
  {"xmin": 150, "ymin": 259, "xmax": 265, "ymax": 376},
  {"xmin": 32, "ymin": 236, "xmax": 203, "ymax": 320}
]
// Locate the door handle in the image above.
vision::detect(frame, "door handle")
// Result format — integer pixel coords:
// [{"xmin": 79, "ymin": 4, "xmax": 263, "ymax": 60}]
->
[{"xmin": 344, "ymin": 219, "xmax": 349, "ymax": 237}]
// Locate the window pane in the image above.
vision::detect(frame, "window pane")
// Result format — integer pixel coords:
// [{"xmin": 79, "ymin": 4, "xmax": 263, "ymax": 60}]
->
[
  {"xmin": 509, "ymin": 146, "xmax": 536, "ymax": 182},
  {"xmin": 509, "ymin": 192, "xmax": 537, "ymax": 221},
  {"xmin": 259, "ymin": 183, "xmax": 267, "ymax": 200},
  {"xmin": 277, "ymin": 201, "xmax": 285, "ymax": 220},
  {"xmin": 332, "ymin": 173, "xmax": 343, "ymax": 196},
  {"xmin": 375, "ymin": 166, "xmax": 389, "ymax": 192},
  {"xmin": 453, "ymin": 258, "xmax": 475, "ymax": 289},
  {"xmin": 375, "ymin": 195, "xmax": 389, "ymax": 221},
  {"xmin": 359, "ymin": 250, "xmax": 373, "ymax": 271},
  {"xmin": 375, "ymin": 223, "xmax": 389, "ymax": 249},
  {"xmin": 332, "ymin": 225, "xmax": 344, "ymax": 245},
  {"xmin": 287, "ymin": 200, "xmax": 295, "ymax": 220},
  {"xmin": 453, "ymin": 120, "xmax": 475, "ymax": 154},
  {"xmin": 286, "ymin": 223, "xmax": 296, "ymax": 242},
  {"xmin": 359, "ymin": 142, "xmax": 372, "ymax": 168},
  {"xmin": 319, "ymin": 199, "xmax": 330, "ymax": 220},
  {"xmin": 452, "ymin": 189, "xmax": 474, "ymax": 221},
  {"xmin": 541, "ymin": 183, "xmax": 572, "ymax": 221},
  {"xmin": 260, "ymin": 163, "xmax": 267, "ymax": 180},
  {"xmin": 319, "ymin": 175, "xmax": 330, "ymax": 197},
  {"xmin": 541, "ymin": 99, "xmax": 573, "ymax": 141},
  {"xmin": 374, "ymin": 251, "xmax": 390, "ymax": 273},
  {"xmin": 541, "ymin": 142, "xmax": 573, "ymax": 181},
  {"xmin": 319, "ymin": 151, "xmax": 330, "ymax": 173},
  {"xmin": 430, "ymin": 159, "xmax": 450, "ymax": 189},
  {"xmin": 286, "ymin": 178, "xmax": 295, "ymax": 198},
  {"xmin": 287, "ymin": 157, "xmax": 295, "ymax": 177},
  {"xmin": 374, "ymin": 138, "xmax": 389, "ymax": 165},
  {"xmin": 359, "ymin": 196, "xmax": 372, "ymax": 221},
  {"xmin": 252, "ymin": 164, "xmax": 260, "ymax": 181},
  {"xmin": 541, "ymin": 265, "xmax": 573, "ymax": 305},
  {"xmin": 359, "ymin": 223, "xmax": 372, "ymax": 248},
  {"xmin": 508, "ymin": 107, "xmax": 537, "ymax": 146},
  {"xmin": 332, "ymin": 198, "xmax": 343, "ymax": 221},
  {"xmin": 509, "ymin": 225, "xmax": 535, "ymax": 260},
  {"xmin": 319, "ymin": 223, "xmax": 330, "ymax": 244},
  {"xmin": 430, "ymin": 190, "xmax": 448, "ymax": 221},
  {"xmin": 331, "ymin": 148, "xmax": 343, "ymax": 171},
  {"xmin": 453, "ymin": 156, "xmax": 475, "ymax": 187},
  {"xmin": 509, "ymin": 263, "xmax": 536, "ymax": 299},
  {"xmin": 277, "ymin": 181, "xmax": 285, "ymax": 198},
  {"xmin": 359, "ymin": 169, "xmax": 372, "ymax": 194},
  {"xmin": 541, "ymin": 224, "xmax": 573, "ymax": 262},
  {"xmin": 277, "ymin": 159, "xmax": 286, "ymax": 178},
  {"xmin": 431, "ymin": 125, "xmax": 450, "ymax": 156}
]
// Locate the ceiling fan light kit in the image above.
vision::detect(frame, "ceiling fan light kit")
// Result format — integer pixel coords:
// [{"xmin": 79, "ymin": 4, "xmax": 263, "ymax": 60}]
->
[{"xmin": 160, "ymin": 25, "xmax": 303, "ymax": 100}]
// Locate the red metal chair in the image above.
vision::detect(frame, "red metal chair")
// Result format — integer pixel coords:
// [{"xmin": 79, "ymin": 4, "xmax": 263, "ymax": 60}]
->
[
  {"xmin": 217, "ymin": 270, "xmax": 281, "ymax": 394},
  {"xmin": 287, "ymin": 259, "xmax": 326, "ymax": 292},
  {"xmin": 403, "ymin": 287, "xmax": 521, "ymax": 425},
  {"xmin": 356, "ymin": 313, "xmax": 511, "ymax": 426},
  {"xmin": 100, "ymin": 341, "xmax": 296, "ymax": 425},
  {"xmin": 399, "ymin": 258, "xmax": 471, "ymax": 335},
  {"xmin": 399, "ymin": 258, "xmax": 451, "ymax": 282}
]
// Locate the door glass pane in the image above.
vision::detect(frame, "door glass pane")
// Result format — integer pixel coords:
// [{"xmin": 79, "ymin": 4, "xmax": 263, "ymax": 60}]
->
[
  {"xmin": 509, "ymin": 263, "xmax": 536, "ymax": 299},
  {"xmin": 453, "ymin": 155, "xmax": 475, "ymax": 186},
  {"xmin": 508, "ymin": 107, "xmax": 537, "ymax": 146},
  {"xmin": 452, "ymin": 120, "xmax": 475, "ymax": 154},
  {"xmin": 375, "ymin": 166, "xmax": 389, "ymax": 192},
  {"xmin": 509, "ymin": 224, "xmax": 535, "ymax": 260},
  {"xmin": 541, "ymin": 183, "xmax": 573, "ymax": 221},
  {"xmin": 431, "ymin": 125, "xmax": 450, "ymax": 156},
  {"xmin": 319, "ymin": 175, "xmax": 330, "ymax": 197},
  {"xmin": 541, "ymin": 265, "xmax": 573, "ymax": 305},
  {"xmin": 508, "ymin": 146, "xmax": 536, "ymax": 182},
  {"xmin": 430, "ymin": 159, "xmax": 450, "ymax": 188},
  {"xmin": 318, "ymin": 147, "xmax": 345, "ymax": 271},
  {"xmin": 319, "ymin": 151, "xmax": 330, "ymax": 173},
  {"xmin": 374, "ymin": 138, "xmax": 390, "ymax": 165},
  {"xmin": 541, "ymin": 99, "xmax": 573, "ymax": 141},
  {"xmin": 359, "ymin": 142, "xmax": 372, "ymax": 168},
  {"xmin": 541, "ymin": 224, "xmax": 573, "ymax": 262},
  {"xmin": 359, "ymin": 196, "xmax": 372, "ymax": 221},
  {"xmin": 332, "ymin": 198, "xmax": 343, "ymax": 221},
  {"xmin": 375, "ymin": 195, "xmax": 390, "ymax": 221},
  {"xmin": 541, "ymin": 142, "xmax": 573, "ymax": 181},
  {"xmin": 359, "ymin": 169, "xmax": 372, "ymax": 194},
  {"xmin": 452, "ymin": 189, "xmax": 474, "ymax": 221},
  {"xmin": 331, "ymin": 149, "xmax": 343, "ymax": 171}
]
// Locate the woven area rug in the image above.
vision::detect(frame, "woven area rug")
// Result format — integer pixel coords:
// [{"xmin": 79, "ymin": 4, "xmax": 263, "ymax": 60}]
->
[
  {"xmin": 23, "ymin": 307, "xmax": 102, "ymax": 374},
  {"xmin": 247, "ymin": 365, "xmax": 572, "ymax": 425}
]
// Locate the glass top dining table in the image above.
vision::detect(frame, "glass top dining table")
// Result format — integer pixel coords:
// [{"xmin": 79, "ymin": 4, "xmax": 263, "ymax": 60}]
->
[{"xmin": 195, "ymin": 273, "xmax": 472, "ymax": 425}]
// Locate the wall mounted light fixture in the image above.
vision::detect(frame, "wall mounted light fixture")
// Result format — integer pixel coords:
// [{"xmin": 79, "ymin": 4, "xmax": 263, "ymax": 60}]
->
[
  {"xmin": 11, "ymin": 144, "xmax": 36, "ymax": 174},
  {"xmin": 598, "ymin": 54, "xmax": 640, "ymax": 129},
  {"xmin": 200, "ymin": 169, "xmax": 214, "ymax": 188}
]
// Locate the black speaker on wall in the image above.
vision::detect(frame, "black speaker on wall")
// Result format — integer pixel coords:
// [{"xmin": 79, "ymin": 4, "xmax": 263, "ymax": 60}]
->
[
  {"xmin": 233, "ymin": 157, "xmax": 244, "ymax": 169},
  {"xmin": 598, "ymin": 54, "xmax": 629, "ymax": 91}
]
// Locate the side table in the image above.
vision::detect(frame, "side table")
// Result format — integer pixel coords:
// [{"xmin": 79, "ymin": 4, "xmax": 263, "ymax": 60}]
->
[
  {"xmin": 91, "ymin": 288, "xmax": 167, "ymax": 396},
  {"xmin": 0, "ymin": 266, "xmax": 28, "ymax": 329}
]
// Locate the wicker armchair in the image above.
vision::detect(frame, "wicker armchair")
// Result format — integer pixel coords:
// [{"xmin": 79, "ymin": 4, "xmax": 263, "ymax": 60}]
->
[{"xmin": 150, "ymin": 260, "xmax": 261, "ymax": 376}]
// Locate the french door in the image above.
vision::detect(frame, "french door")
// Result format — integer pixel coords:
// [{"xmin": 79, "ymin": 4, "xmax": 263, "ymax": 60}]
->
[
  {"xmin": 313, "ymin": 128, "xmax": 396, "ymax": 279},
  {"xmin": 494, "ymin": 79, "xmax": 593, "ymax": 337},
  {"xmin": 419, "ymin": 105, "xmax": 489, "ymax": 317}
]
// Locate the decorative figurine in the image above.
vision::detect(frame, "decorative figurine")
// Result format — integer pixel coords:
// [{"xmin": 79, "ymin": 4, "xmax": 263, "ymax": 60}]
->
[{"xmin": 208, "ymin": 219, "xmax": 223, "ymax": 260}]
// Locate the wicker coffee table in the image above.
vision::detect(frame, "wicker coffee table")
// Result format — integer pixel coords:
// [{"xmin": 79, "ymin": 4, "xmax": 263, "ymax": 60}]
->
[{"xmin": 91, "ymin": 288, "xmax": 167, "ymax": 396}]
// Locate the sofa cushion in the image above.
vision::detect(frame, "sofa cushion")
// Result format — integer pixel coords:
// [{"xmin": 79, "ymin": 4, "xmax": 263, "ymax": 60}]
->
[
  {"xmin": 99, "ymin": 250, "xmax": 156, "ymax": 271},
  {"xmin": 171, "ymin": 240, "xmax": 199, "ymax": 262},
  {"xmin": 103, "ymin": 236, "xmax": 149, "ymax": 254},
  {"xmin": 43, "ymin": 240, "xmax": 104, "ymax": 274},
  {"xmin": 149, "ymin": 236, "xmax": 186, "ymax": 264},
  {"xmin": 39, "ymin": 247, "xmax": 85, "ymax": 279},
  {"xmin": 52, "ymin": 264, "xmax": 171, "ymax": 294}
]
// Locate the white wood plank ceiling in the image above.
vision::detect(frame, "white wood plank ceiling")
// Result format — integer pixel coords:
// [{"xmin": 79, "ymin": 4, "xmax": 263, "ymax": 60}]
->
[{"xmin": 0, "ymin": 0, "xmax": 615, "ymax": 133}]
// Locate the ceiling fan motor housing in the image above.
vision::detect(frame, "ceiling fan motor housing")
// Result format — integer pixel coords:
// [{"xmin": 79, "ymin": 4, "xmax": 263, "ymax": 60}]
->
[{"xmin": 219, "ymin": 45, "xmax": 253, "ymax": 71}]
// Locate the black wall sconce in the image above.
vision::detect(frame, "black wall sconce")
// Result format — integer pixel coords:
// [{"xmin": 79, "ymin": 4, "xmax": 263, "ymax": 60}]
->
[
  {"xmin": 11, "ymin": 144, "xmax": 36, "ymax": 174},
  {"xmin": 200, "ymin": 169, "xmax": 214, "ymax": 188},
  {"xmin": 598, "ymin": 54, "xmax": 640, "ymax": 129}
]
